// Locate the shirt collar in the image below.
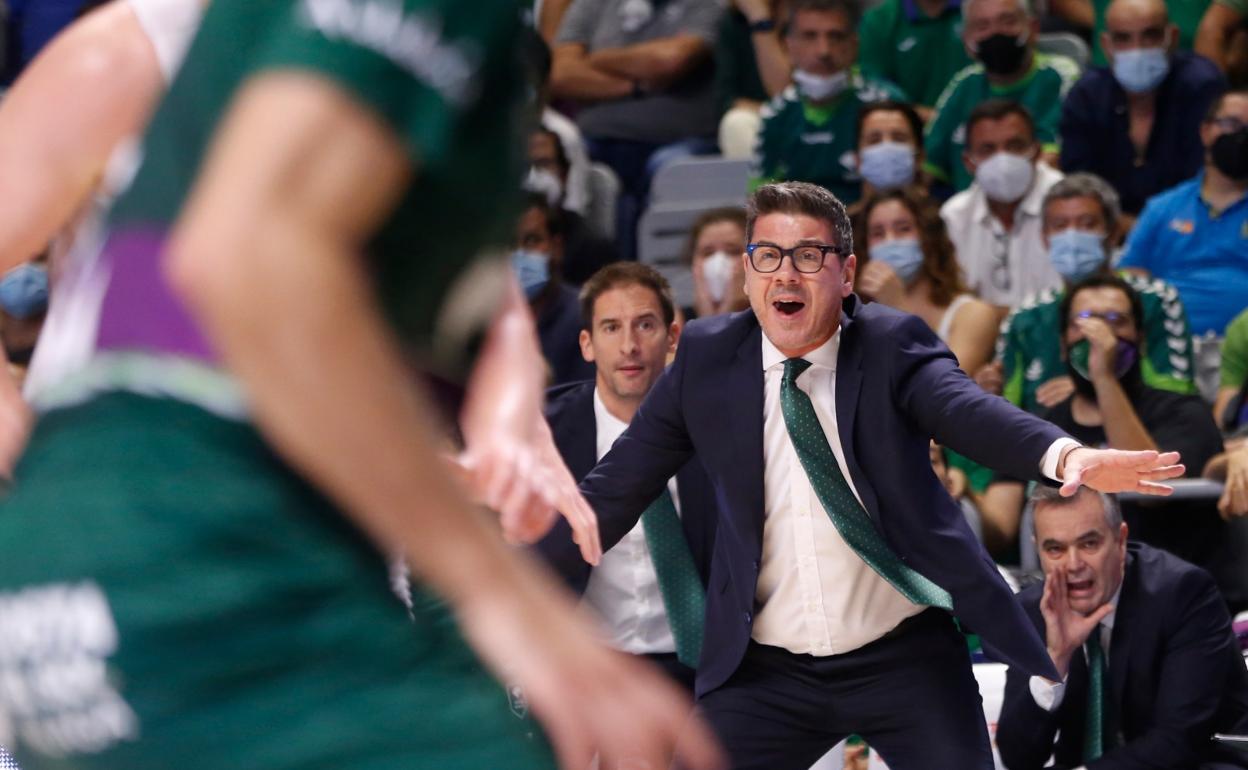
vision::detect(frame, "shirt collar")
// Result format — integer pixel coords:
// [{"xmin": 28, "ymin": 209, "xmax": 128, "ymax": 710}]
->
[
  {"xmin": 761, "ymin": 327, "xmax": 841, "ymax": 372},
  {"xmin": 593, "ymin": 386, "xmax": 629, "ymax": 436}
]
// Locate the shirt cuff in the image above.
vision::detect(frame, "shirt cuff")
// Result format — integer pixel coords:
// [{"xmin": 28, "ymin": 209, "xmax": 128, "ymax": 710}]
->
[
  {"xmin": 1029, "ymin": 673, "xmax": 1067, "ymax": 712},
  {"xmin": 1040, "ymin": 438, "xmax": 1083, "ymax": 482}
]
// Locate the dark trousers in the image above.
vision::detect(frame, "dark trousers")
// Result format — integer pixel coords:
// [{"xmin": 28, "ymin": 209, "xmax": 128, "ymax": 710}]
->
[
  {"xmin": 644, "ymin": 651, "xmax": 697, "ymax": 695},
  {"xmin": 689, "ymin": 609, "xmax": 993, "ymax": 770}
]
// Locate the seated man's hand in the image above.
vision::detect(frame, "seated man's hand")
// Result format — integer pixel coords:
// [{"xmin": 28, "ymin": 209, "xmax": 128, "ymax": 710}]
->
[
  {"xmin": 973, "ymin": 361, "xmax": 1003, "ymax": 395},
  {"xmin": 1035, "ymin": 375, "xmax": 1074, "ymax": 408},
  {"xmin": 1059, "ymin": 446, "xmax": 1184, "ymax": 497},
  {"xmin": 1219, "ymin": 445, "xmax": 1248, "ymax": 520},
  {"xmin": 1039, "ymin": 566, "xmax": 1113, "ymax": 679}
]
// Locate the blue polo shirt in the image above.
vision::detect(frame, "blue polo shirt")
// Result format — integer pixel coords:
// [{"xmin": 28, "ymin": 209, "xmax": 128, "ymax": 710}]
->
[
  {"xmin": 1119, "ymin": 174, "xmax": 1248, "ymax": 335},
  {"xmin": 1060, "ymin": 52, "xmax": 1226, "ymax": 215}
]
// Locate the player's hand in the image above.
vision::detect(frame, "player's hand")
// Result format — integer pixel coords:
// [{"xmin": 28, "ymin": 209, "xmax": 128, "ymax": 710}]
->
[
  {"xmin": 1035, "ymin": 375, "xmax": 1075, "ymax": 407},
  {"xmin": 457, "ymin": 419, "xmax": 601, "ymax": 565},
  {"xmin": 973, "ymin": 360, "xmax": 1003, "ymax": 395},
  {"xmin": 458, "ymin": 574, "xmax": 726, "ymax": 770},
  {"xmin": 0, "ymin": 363, "xmax": 31, "ymax": 481},
  {"xmin": 1219, "ymin": 445, "xmax": 1248, "ymax": 520},
  {"xmin": 1058, "ymin": 446, "xmax": 1184, "ymax": 497},
  {"xmin": 1039, "ymin": 566, "xmax": 1113, "ymax": 679}
]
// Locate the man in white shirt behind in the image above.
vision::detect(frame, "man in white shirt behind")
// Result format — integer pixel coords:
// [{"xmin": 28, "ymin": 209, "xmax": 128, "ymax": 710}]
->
[{"xmin": 536, "ymin": 261, "xmax": 719, "ymax": 691}]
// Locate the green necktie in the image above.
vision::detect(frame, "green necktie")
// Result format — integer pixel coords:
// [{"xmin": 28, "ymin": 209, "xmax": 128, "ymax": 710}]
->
[
  {"xmin": 780, "ymin": 358, "xmax": 953, "ymax": 610},
  {"xmin": 1084, "ymin": 629, "xmax": 1106, "ymax": 762},
  {"xmin": 642, "ymin": 489, "xmax": 706, "ymax": 668}
]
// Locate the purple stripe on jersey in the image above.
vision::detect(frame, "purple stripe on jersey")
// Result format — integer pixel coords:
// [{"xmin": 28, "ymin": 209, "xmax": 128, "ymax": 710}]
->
[{"xmin": 95, "ymin": 227, "xmax": 218, "ymax": 362}]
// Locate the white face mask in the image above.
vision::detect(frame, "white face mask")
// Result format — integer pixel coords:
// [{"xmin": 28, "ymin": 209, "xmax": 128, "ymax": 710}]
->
[
  {"xmin": 701, "ymin": 251, "xmax": 736, "ymax": 304},
  {"xmin": 975, "ymin": 151, "xmax": 1035, "ymax": 203},
  {"xmin": 793, "ymin": 69, "xmax": 849, "ymax": 102},
  {"xmin": 523, "ymin": 167, "xmax": 563, "ymax": 208}
]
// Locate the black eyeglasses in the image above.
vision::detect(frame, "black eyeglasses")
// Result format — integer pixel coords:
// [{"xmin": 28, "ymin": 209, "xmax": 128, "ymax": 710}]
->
[
  {"xmin": 745, "ymin": 243, "xmax": 840, "ymax": 273},
  {"xmin": 1071, "ymin": 310, "xmax": 1134, "ymax": 328}
]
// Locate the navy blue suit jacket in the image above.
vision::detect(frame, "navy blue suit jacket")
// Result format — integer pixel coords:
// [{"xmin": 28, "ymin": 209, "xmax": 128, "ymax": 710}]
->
[
  {"xmin": 542, "ymin": 297, "xmax": 1070, "ymax": 697},
  {"xmin": 998, "ymin": 543, "xmax": 1248, "ymax": 770},
  {"xmin": 536, "ymin": 380, "xmax": 718, "ymax": 595}
]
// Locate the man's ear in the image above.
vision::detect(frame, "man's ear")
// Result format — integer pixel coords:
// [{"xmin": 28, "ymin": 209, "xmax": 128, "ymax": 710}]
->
[
  {"xmin": 841, "ymin": 253, "xmax": 858, "ymax": 297},
  {"xmin": 667, "ymin": 321, "xmax": 681, "ymax": 355},
  {"xmin": 578, "ymin": 328, "xmax": 594, "ymax": 363}
]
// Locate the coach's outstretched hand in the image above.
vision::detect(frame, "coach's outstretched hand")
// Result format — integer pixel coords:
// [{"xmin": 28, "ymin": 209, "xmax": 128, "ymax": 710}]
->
[{"xmin": 1058, "ymin": 447, "xmax": 1185, "ymax": 497}]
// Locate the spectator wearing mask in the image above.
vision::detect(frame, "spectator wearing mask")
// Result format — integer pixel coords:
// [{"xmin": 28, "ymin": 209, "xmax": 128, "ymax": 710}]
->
[
  {"xmin": 852, "ymin": 100, "xmax": 930, "ymax": 202},
  {"xmin": 526, "ymin": 128, "xmax": 620, "ymax": 285},
  {"xmin": 857, "ymin": 0, "xmax": 972, "ymax": 119},
  {"xmin": 537, "ymin": 263, "xmax": 718, "ymax": 696},
  {"xmin": 550, "ymin": 0, "xmax": 722, "ymax": 259},
  {"xmin": 715, "ymin": 0, "xmax": 792, "ymax": 159},
  {"xmin": 923, "ymin": 0, "xmax": 1079, "ymax": 193},
  {"xmin": 686, "ymin": 207, "xmax": 750, "ymax": 320},
  {"xmin": 1058, "ymin": 0, "xmax": 1227, "ymax": 68},
  {"xmin": 749, "ymin": 0, "xmax": 906, "ymax": 205},
  {"xmin": 940, "ymin": 99, "xmax": 1064, "ymax": 310},
  {"xmin": 997, "ymin": 486, "xmax": 1248, "ymax": 770},
  {"xmin": 0, "ymin": 257, "xmax": 48, "ymax": 384},
  {"xmin": 523, "ymin": 30, "xmax": 594, "ymax": 218},
  {"xmin": 855, "ymin": 187, "xmax": 999, "ymax": 374},
  {"xmin": 1042, "ymin": 274, "xmax": 1219, "ymax": 473},
  {"xmin": 1118, "ymin": 89, "xmax": 1248, "ymax": 336},
  {"xmin": 989, "ymin": 173, "xmax": 1196, "ymax": 416},
  {"xmin": 1061, "ymin": 0, "xmax": 1227, "ymax": 219},
  {"xmin": 513, "ymin": 194, "xmax": 596, "ymax": 385}
]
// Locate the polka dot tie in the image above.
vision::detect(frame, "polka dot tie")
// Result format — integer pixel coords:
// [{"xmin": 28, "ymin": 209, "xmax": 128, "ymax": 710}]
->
[
  {"xmin": 1083, "ymin": 630, "xmax": 1106, "ymax": 762},
  {"xmin": 642, "ymin": 489, "xmax": 705, "ymax": 668},
  {"xmin": 781, "ymin": 358, "xmax": 952, "ymax": 610}
]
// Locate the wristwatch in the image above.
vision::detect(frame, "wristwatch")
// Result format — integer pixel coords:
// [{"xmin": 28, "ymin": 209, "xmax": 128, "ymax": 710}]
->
[{"xmin": 748, "ymin": 18, "xmax": 775, "ymax": 33}]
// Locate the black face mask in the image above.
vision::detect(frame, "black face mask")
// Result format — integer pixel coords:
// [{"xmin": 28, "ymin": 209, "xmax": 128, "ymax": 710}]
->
[
  {"xmin": 1211, "ymin": 127, "xmax": 1248, "ymax": 181},
  {"xmin": 975, "ymin": 33, "xmax": 1029, "ymax": 76}
]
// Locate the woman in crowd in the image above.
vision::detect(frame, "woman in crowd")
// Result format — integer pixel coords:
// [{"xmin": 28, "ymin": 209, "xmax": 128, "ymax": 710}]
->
[
  {"xmin": 854, "ymin": 187, "xmax": 999, "ymax": 374},
  {"xmin": 685, "ymin": 207, "xmax": 750, "ymax": 321}
]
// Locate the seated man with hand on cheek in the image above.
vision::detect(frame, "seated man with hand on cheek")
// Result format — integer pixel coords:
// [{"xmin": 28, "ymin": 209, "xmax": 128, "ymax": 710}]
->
[{"xmin": 997, "ymin": 486, "xmax": 1248, "ymax": 770}]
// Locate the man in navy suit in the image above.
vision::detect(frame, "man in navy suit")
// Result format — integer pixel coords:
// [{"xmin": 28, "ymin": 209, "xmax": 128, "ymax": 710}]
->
[
  {"xmin": 542, "ymin": 181, "xmax": 1185, "ymax": 769},
  {"xmin": 539, "ymin": 262, "xmax": 717, "ymax": 692},
  {"xmin": 997, "ymin": 486, "xmax": 1248, "ymax": 769}
]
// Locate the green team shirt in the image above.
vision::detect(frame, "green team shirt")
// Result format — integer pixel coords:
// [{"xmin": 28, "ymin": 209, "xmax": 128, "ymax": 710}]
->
[
  {"xmin": 1089, "ymin": 0, "xmax": 1211, "ymax": 65},
  {"xmin": 857, "ymin": 0, "xmax": 972, "ymax": 108},
  {"xmin": 750, "ymin": 69, "xmax": 907, "ymax": 204},
  {"xmin": 998, "ymin": 273, "xmax": 1197, "ymax": 415},
  {"xmin": 105, "ymin": 0, "xmax": 524, "ymax": 386},
  {"xmin": 923, "ymin": 53, "xmax": 1079, "ymax": 191},
  {"xmin": 1221, "ymin": 308, "xmax": 1248, "ymax": 389}
]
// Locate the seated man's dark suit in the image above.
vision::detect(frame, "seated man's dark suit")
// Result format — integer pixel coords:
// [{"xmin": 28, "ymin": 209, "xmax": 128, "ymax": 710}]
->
[
  {"xmin": 538, "ymin": 379, "xmax": 718, "ymax": 594},
  {"xmin": 541, "ymin": 295, "xmax": 1071, "ymax": 767},
  {"xmin": 998, "ymin": 542, "xmax": 1248, "ymax": 770}
]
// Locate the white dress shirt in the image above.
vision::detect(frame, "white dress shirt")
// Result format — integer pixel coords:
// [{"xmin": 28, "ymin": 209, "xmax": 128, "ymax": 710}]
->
[
  {"xmin": 751, "ymin": 331, "xmax": 1080, "ymax": 657},
  {"xmin": 941, "ymin": 163, "xmax": 1065, "ymax": 308},
  {"xmin": 582, "ymin": 389, "xmax": 680, "ymax": 655},
  {"xmin": 1028, "ymin": 586, "xmax": 1121, "ymax": 712}
]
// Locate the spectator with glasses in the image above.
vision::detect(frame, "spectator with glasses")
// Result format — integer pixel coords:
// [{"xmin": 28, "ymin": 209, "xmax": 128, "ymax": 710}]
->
[
  {"xmin": 940, "ymin": 99, "xmax": 1063, "ymax": 312},
  {"xmin": 1118, "ymin": 89, "xmax": 1248, "ymax": 337},
  {"xmin": 1041, "ymin": 274, "xmax": 1220, "ymax": 475}
]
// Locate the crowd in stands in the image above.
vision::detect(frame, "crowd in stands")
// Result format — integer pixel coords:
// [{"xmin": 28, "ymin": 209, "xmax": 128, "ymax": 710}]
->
[{"xmin": 0, "ymin": 0, "xmax": 1246, "ymax": 766}]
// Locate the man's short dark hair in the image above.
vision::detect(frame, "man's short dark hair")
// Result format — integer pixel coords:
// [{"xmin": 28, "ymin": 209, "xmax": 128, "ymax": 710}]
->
[
  {"xmin": 579, "ymin": 262, "xmax": 676, "ymax": 331},
  {"xmin": 784, "ymin": 0, "xmax": 860, "ymax": 35},
  {"xmin": 1204, "ymin": 88, "xmax": 1248, "ymax": 123},
  {"xmin": 856, "ymin": 100, "xmax": 924, "ymax": 149},
  {"xmin": 1059, "ymin": 274, "xmax": 1144, "ymax": 335},
  {"xmin": 966, "ymin": 99, "xmax": 1036, "ymax": 146},
  {"xmin": 746, "ymin": 182, "xmax": 853, "ymax": 257},
  {"xmin": 1028, "ymin": 485, "xmax": 1124, "ymax": 534},
  {"xmin": 522, "ymin": 192, "xmax": 564, "ymax": 237}
]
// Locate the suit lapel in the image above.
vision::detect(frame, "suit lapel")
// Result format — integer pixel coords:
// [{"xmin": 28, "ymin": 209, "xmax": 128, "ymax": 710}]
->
[
  {"xmin": 732, "ymin": 322, "xmax": 767, "ymax": 545},
  {"xmin": 556, "ymin": 386, "xmax": 599, "ymax": 483},
  {"xmin": 833, "ymin": 297, "xmax": 881, "ymax": 525}
]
